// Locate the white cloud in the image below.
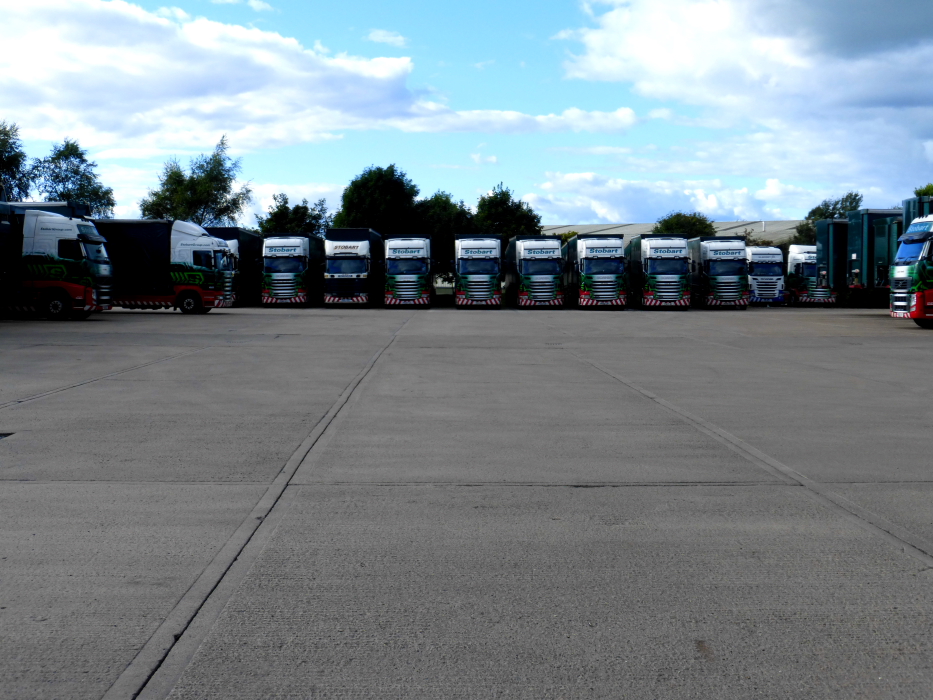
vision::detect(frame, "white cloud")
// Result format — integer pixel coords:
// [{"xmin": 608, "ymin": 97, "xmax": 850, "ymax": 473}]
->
[
  {"xmin": 470, "ymin": 154, "xmax": 498, "ymax": 164},
  {"xmin": 0, "ymin": 0, "xmax": 641, "ymax": 158},
  {"xmin": 525, "ymin": 171, "xmax": 817, "ymax": 224},
  {"xmin": 365, "ymin": 29, "xmax": 407, "ymax": 48},
  {"xmin": 209, "ymin": 0, "xmax": 273, "ymax": 10},
  {"xmin": 474, "ymin": 60, "xmax": 495, "ymax": 70},
  {"xmin": 556, "ymin": 0, "xmax": 933, "ymax": 204}
]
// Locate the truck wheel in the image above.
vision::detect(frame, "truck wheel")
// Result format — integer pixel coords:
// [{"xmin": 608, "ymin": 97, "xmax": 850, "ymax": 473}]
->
[
  {"xmin": 176, "ymin": 292, "xmax": 202, "ymax": 314},
  {"xmin": 42, "ymin": 290, "xmax": 73, "ymax": 320},
  {"xmin": 914, "ymin": 319, "xmax": 933, "ymax": 329}
]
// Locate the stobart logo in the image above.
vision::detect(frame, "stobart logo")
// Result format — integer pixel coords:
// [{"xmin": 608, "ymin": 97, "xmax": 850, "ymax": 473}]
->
[
  {"xmin": 712, "ymin": 250, "xmax": 741, "ymax": 256},
  {"xmin": 652, "ymin": 248, "xmax": 683, "ymax": 254},
  {"xmin": 267, "ymin": 247, "xmax": 299, "ymax": 254},
  {"xmin": 389, "ymin": 248, "xmax": 421, "ymax": 255},
  {"xmin": 526, "ymin": 249, "xmax": 556, "ymax": 255}
]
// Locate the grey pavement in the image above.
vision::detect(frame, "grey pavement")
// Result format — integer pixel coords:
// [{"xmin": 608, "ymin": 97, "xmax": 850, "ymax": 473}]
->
[{"xmin": 1, "ymin": 306, "xmax": 932, "ymax": 699}]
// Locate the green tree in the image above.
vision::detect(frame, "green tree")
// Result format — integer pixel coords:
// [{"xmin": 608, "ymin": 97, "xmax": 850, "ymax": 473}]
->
[
  {"xmin": 256, "ymin": 193, "xmax": 331, "ymax": 237},
  {"xmin": 652, "ymin": 211, "xmax": 716, "ymax": 239},
  {"xmin": 0, "ymin": 121, "xmax": 32, "ymax": 201},
  {"xmin": 474, "ymin": 183, "xmax": 541, "ymax": 240},
  {"xmin": 914, "ymin": 184, "xmax": 933, "ymax": 197},
  {"xmin": 805, "ymin": 191, "xmax": 863, "ymax": 221},
  {"xmin": 139, "ymin": 136, "xmax": 252, "ymax": 226},
  {"xmin": 414, "ymin": 191, "xmax": 476, "ymax": 276},
  {"xmin": 32, "ymin": 138, "xmax": 115, "ymax": 217},
  {"xmin": 331, "ymin": 164, "xmax": 419, "ymax": 238}
]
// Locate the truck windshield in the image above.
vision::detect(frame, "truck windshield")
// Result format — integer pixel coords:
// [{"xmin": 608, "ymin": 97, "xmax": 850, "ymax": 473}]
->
[
  {"xmin": 387, "ymin": 259, "xmax": 428, "ymax": 275},
  {"xmin": 215, "ymin": 251, "xmax": 234, "ymax": 271},
  {"xmin": 459, "ymin": 259, "xmax": 499, "ymax": 274},
  {"xmin": 709, "ymin": 260, "xmax": 748, "ymax": 276},
  {"xmin": 794, "ymin": 263, "xmax": 817, "ymax": 277},
  {"xmin": 521, "ymin": 259, "xmax": 561, "ymax": 275},
  {"xmin": 81, "ymin": 242, "xmax": 110, "ymax": 262},
  {"xmin": 583, "ymin": 259, "xmax": 623, "ymax": 275},
  {"xmin": 326, "ymin": 258, "xmax": 367, "ymax": 274},
  {"xmin": 647, "ymin": 259, "xmax": 687, "ymax": 275},
  {"xmin": 264, "ymin": 256, "xmax": 307, "ymax": 273},
  {"xmin": 894, "ymin": 241, "xmax": 927, "ymax": 264},
  {"xmin": 748, "ymin": 262, "xmax": 782, "ymax": 277}
]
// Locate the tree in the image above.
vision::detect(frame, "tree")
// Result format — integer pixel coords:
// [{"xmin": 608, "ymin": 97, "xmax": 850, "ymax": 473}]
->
[
  {"xmin": 914, "ymin": 184, "xmax": 933, "ymax": 197},
  {"xmin": 652, "ymin": 211, "xmax": 716, "ymax": 239},
  {"xmin": 332, "ymin": 164, "xmax": 419, "ymax": 239},
  {"xmin": 805, "ymin": 191, "xmax": 863, "ymax": 221},
  {"xmin": 474, "ymin": 183, "xmax": 541, "ymax": 240},
  {"xmin": 32, "ymin": 138, "xmax": 115, "ymax": 217},
  {"xmin": 0, "ymin": 121, "xmax": 32, "ymax": 201},
  {"xmin": 256, "ymin": 193, "xmax": 331, "ymax": 237},
  {"xmin": 414, "ymin": 191, "xmax": 476, "ymax": 276},
  {"xmin": 139, "ymin": 136, "xmax": 252, "ymax": 226}
]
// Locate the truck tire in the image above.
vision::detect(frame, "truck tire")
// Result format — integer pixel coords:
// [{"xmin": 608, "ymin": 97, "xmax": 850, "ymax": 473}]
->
[
  {"xmin": 176, "ymin": 292, "xmax": 202, "ymax": 314},
  {"xmin": 42, "ymin": 289, "xmax": 73, "ymax": 321},
  {"xmin": 913, "ymin": 319, "xmax": 933, "ymax": 329}
]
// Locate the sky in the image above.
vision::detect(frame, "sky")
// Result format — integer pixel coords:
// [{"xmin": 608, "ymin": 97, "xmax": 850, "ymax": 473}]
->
[{"xmin": 3, "ymin": 0, "xmax": 932, "ymax": 225}]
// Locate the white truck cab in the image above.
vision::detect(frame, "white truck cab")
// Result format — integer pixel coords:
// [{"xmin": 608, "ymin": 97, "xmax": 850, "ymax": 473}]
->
[{"xmin": 746, "ymin": 246, "xmax": 785, "ymax": 304}]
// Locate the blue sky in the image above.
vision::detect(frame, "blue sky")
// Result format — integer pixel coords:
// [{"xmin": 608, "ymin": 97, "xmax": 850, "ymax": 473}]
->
[{"xmin": 4, "ymin": 0, "xmax": 933, "ymax": 224}]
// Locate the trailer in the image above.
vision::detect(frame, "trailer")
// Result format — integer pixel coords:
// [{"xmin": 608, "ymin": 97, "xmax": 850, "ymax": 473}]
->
[
  {"xmin": 844, "ymin": 208, "xmax": 902, "ymax": 307},
  {"xmin": 785, "ymin": 245, "xmax": 832, "ymax": 304},
  {"xmin": 323, "ymin": 228, "xmax": 384, "ymax": 305},
  {"xmin": 93, "ymin": 219, "xmax": 234, "ymax": 313},
  {"xmin": 1, "ymin": 201, "xmax": 112, "ymax": 319},
  {"xmin": 815, "ymin": 219, "xmax": 847, "ymax": 304},
  {"xmin": 562, "ymin": 234, "xmax": 626, "ymax": 308}
]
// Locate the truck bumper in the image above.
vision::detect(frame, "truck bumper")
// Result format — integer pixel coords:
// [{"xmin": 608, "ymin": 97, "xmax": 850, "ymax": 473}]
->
[
  {"xmin": 579, "ymin": 292, "xmax": 625, "ymax": 307},
  {"xmin": 891, "ymin": 291, "xmax": 933, "ymax": 318},
  {"xmin": 455, "ymin": 292, "xmax": 501, "ymax": 307},
  {"xmin": 643, "ymin": 295, "xmax": 689, "ymax": 307},
  {"xmin": 385, "ymin": 293, "xmax": 431, "ymax": 306},
  {"xmin": 517, "ymin": 293, "xmax": 564, "ymax": 307},
  {"xmin": 262, "ymin": 292, "xmax": 307, "ymax": 305},
  {"xmin": 325, "ymin": 293, "xmax": 369, "ymax": 304}
]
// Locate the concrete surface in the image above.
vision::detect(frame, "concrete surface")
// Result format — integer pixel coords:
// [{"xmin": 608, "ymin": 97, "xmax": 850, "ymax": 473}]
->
[{"xmin": 1, "ymin": 306, "xmax": 932, "ymax": 699}]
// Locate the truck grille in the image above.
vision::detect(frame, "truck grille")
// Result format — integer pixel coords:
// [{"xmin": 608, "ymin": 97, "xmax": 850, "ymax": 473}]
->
[
  {"xmin": 654, "ymin": 280, "xmax": 683, "ymax": 300},
  {"xmin": 392, "ymin": 280, "xmax": 422, "ymax": 299},
  {"xmin": 224, "ymin": 274, "xmax": 234, "ymax": 301},
  {"xmin": 590, "ymin": 279, "xmax": 620, "ymax": 300},
  {"xmin": 466, "ymin": 279, "xmax": 494, "ymax": 300},
  {"xmin": 96, "ymin": 281, "xmax": 112, "ymax": 305},
  {"xmin": 807, "ymin": 281, "xmax": 832, "ymax": 299},
  {"xmin": 891, "ymin": 293, "xmax": 910, "ymax": 310},
  {"xmin": 891, "ymin": 278, "xmax": 911, "ymax": 291},
  {"xmin": 712, "ymin": 279, "xmax": 743, "ymax": 300},
  {"xmin": 527, "ymin": 278, "xmax": 557, "ymax": 300},
  {"xmin": 269, "ymin": 278, "xmax": 297, "ymax": 298},
  {"xmin": 752, "ymin": 279, "xmax": 779, "ymax": 298}
]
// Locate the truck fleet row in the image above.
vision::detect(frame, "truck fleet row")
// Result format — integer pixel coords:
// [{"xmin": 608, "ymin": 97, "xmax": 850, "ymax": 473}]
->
[{"xmin": 3, "ymin": 199, "xmax": 932, "ymax": 326}]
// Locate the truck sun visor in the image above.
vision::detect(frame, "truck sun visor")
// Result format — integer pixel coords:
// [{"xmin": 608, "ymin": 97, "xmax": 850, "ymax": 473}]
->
[{"xmin": 900, "ymin": 221, "xmax": 933, "ymax": 243}]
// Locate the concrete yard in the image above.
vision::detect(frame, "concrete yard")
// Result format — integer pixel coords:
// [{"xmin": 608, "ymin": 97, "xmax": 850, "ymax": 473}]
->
[{"xmin": 1, "ymin": 306, "xmax": 932, "ymax": 699}]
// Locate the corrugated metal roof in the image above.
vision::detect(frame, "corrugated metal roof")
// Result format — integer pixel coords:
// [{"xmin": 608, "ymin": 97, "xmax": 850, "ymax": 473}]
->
[{"xmin": 541, "ymin": 221, "xmax": 806, "ymax": 244}]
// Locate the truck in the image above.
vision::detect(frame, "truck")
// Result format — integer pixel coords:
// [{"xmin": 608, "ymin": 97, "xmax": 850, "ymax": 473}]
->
[
  {"xmin": 890, "ymin": 215, "xmax": 933, "ymax": 328},
  {"xmin": 93, "ymin": 219, "xmax": 234, "ymax": 313},
  {"xmin": 624, "ymin": 234, "xmax": 690, "ymax": 308},
  {"xmin": 785, "ymin": 245, "xmax": 832, "ymax": 304},
  {"xmin": 503, "ymin": 235, "xmax": 564, "ymax": 307},
  {"xmin": 562, "ymin": 234, "xmax": 626, "ymax": 308},
  {"xmin": 1, "ymin": 202, "xmax": 112, "ymax": 319},
  {"xmin": 687, "ymin": 236, "xmax": 749, "ymax": 308},
  {"xmin": 206, "ymin": 227, "xmax": 263, "ymax": 306},
  {"xmin": 745, "ymin": 246, "xmax": 785, "ymax": 304},
  {"xmin": 261, "ymin": 236, "xmax": 324, "ymax": 306},
  {"xmin": 323, "ymin": 228, "xmax": 384, "ymax": 305},
  {"xmin": 384, "ymin": 236, "xmax": 433, "ymax": 306},
  {"xmin": 453, "ymin": 235, "xmax": 502, "ymax": 307}
]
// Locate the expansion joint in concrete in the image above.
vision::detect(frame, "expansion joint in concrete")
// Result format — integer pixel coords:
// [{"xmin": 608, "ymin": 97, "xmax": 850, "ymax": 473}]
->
[
  {"xmin": 567, "ymin": 350, "xmax": 933, "ymax": 570},
  {"xmin": 101, "ymin": 316, "xmax": 413, "ymax": 700}
]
